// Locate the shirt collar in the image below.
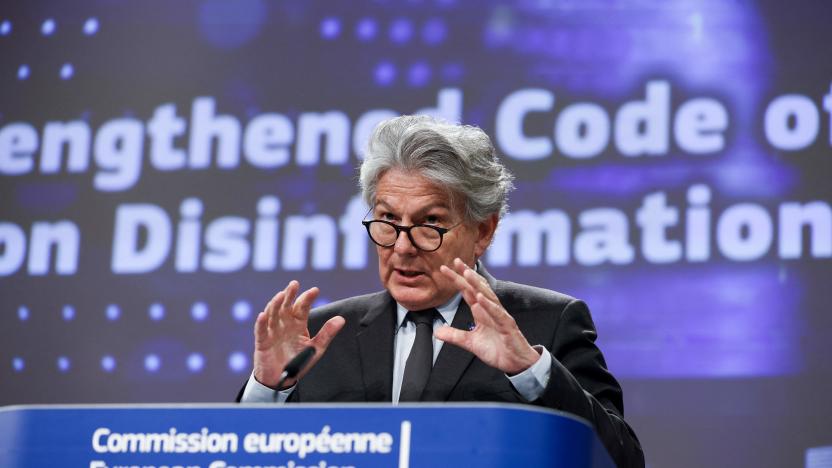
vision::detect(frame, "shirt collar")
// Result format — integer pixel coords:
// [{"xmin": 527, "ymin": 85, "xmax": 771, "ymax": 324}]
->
[
  {"xmin": 393, "ymin": 262, "xmax": 478, "ymax": 328},
  {"xmin": 396, "ymin": 292, "xmax": 462, "ymax": 329}
]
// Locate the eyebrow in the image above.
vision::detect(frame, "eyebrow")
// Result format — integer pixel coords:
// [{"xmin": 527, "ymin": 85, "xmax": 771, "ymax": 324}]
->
[{"xmin": 374, "ymin": 199, "xmax": 451, "ymax": 217}]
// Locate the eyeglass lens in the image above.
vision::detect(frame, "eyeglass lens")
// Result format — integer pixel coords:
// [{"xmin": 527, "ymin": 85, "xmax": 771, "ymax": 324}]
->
[{"xmin": 368, "ymin": 222, "xmax": 442, "ymax": 250}]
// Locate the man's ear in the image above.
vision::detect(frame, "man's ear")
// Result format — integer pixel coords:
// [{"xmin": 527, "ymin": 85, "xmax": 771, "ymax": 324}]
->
[{"xmin": 474, "ymin": 214, "xmax": 499, "ymax": 258}]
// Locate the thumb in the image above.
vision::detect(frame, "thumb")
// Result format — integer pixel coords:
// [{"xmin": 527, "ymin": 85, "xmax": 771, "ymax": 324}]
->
[
  {"xmin": 289, "ymin": 316, "xmax": 346, "ymax": 385},
  {"xmin": 311, "ymin": 315, "xmax": 346, "ymax": 352},
  {"xmin": 434, "ymin": 325, "xmax": 471, "ymax": 350}
]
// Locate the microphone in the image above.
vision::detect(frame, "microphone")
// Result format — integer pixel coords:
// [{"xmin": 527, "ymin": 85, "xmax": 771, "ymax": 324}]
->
[{"xmin": 276, "ymin": 346, "xmax": 316, "ymax": 389}]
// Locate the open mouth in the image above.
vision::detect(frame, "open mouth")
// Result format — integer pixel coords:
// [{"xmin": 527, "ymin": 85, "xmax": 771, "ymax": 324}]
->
[{"xmin": 396, "ymin": 269, "xmax": 424, "ymax": 278}]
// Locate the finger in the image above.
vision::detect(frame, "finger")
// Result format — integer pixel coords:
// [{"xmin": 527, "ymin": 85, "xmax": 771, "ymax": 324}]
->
[
  {"xmin": 451, "ymin": 257, "xmax": 482, "ymax": 285},
  {"xmin": 452, "ymin": 258, "xmax": 491, "ymax": 301},
  {"xmin": 292, "ymin": 286, "xmax": 320, "ymax": 319},
  {"xmin": 439, "ymin": 264, "xmax": 479, "ymax": 305},
  {"xmin": 474, "ymin": 291, "xmax": 499, "ymax": 313},
  {"xmin": 462, "ymin": 269, "xmax": 495, "ymax": 303},
  {"xmin": 468, "ymin": 298, "xmax": 497, "ymax": 329},
  {"xmin": 311, "ymin": 315, "xmax": 346, "ymax": 351},
  {"xmin": 472, "ymin": 299, "xmax": 508, "ymax": 332},
  {"xmin": 266, "ymin": 290, "xmax": 285, "ymax": 330},
  {"xmin": 274, "ymin": 282, "xmax": 301, "ymax": 332},
  {"xmin": 434, "ymin": 325, "xmax": 471, "ymax": 350},
  {"xmin": 458, "ymin": 259, "xmax": 498, "ymax": 301},
  {"xmin": 254, "ymin": 311, "xmax": 270, "ymax": 344},
  {"xmin": 282, "ymin": 280, "xmax": 300, "ymax": 311},
  {"xmin": 288, "ymin": 316, "xmax": 346, "ymax": 383},
  {"xmin": 451, "ymin": 257, "xmax": 470, "ymax": 275}
]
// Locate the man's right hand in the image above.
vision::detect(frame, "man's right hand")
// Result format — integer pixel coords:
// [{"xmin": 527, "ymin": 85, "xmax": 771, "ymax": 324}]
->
[{"xmin": 252, "ymin": 280, "xmax": 346, "ymax": 389}]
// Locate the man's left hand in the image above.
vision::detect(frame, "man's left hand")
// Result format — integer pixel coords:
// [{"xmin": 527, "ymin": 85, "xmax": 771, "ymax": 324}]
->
[{"xmin": 435, "ymin": 258, "xmax": 541, "ymax": 375}]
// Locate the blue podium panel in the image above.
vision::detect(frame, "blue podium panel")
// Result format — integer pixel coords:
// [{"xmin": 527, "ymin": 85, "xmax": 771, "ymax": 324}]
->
[{"xmin": 0, "ymin": 403, "xmax": 614, "ymax": 468}]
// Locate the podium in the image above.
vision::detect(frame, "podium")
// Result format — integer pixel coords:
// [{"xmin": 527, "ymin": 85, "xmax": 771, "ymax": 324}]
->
[{"xmin": 0, "ymin": 403, "xmax": 615, "ymax": 468}]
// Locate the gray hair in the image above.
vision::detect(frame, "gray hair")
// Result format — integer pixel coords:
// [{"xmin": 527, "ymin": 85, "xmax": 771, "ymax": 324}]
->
[{"xmin": 359, "ymin": 115, "xmax": 514, "ymax": 222}]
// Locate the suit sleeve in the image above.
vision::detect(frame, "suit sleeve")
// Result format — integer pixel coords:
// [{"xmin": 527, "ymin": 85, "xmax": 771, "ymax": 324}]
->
[{"xmin": 537, "ymin": 299, "xmax": 645, "ymax": 468}]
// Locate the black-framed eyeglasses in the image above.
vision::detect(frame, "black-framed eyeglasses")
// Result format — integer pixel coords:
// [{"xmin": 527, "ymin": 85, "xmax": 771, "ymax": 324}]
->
[{"xmin": 362, "ymin": 219, "xmax": 461, "ymax": 252}]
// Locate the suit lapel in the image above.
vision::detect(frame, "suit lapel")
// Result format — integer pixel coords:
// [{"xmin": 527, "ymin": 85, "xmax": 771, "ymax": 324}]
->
[
  {"xmin": 356, "ymin": 293, "xmax": 396, "ymax": 402},
  {"xmin": 421, "ymin": 298, "xmax": 477, "ymax": 401}
]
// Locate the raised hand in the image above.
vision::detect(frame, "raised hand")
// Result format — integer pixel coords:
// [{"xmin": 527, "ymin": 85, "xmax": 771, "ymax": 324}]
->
[
  {"xmin": 434, "ymin": 258, "xmax": 540, "ymax": 375},
  {"xmin": 252, "ymin": 280, "xmax": 345, "ymax": 389}
]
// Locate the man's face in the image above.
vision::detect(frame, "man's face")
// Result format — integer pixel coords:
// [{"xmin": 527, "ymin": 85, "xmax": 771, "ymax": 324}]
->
[{"xmin": 372, "ymin": 169, "xmax": 497, "ymax": 311}]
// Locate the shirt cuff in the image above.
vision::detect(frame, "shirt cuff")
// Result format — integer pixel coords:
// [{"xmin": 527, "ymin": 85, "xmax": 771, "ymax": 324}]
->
[
  {"xmin": 239, "ymin": 372, "xmax": 295, "ymax": 403},
  {"xmin": 506, "ymin": 345, "xmax": 552, "ymax": 402}
]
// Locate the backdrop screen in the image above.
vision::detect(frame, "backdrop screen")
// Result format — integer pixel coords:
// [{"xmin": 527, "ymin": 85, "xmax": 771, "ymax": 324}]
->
[{"xmin": 1, "ymin": 1, "xmax": 831, "ymax": 467}]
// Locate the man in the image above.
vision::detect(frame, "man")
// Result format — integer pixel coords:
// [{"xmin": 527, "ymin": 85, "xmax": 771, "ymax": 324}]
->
[{"xmin": 238, "ymin": 115, "xmax": 644, "ymax": 467}]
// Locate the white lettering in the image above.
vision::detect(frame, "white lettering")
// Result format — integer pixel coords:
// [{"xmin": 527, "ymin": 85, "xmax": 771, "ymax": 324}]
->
[
  {"xmin": 555, "ymin": 103, "xmax": 609, "ymax": 159},
  {"xmin": 243, "ymin": 113, "xmax": 293, "ymax": 168},
  {"xmin": 615, "ymin": 80, "xmax": 670, "ymax": 157},
  {"xmin": 112, "ymin": 204, "xmax": 172, "ymax": 274},
  {"xmin": 252, "ymin": 196, "xmax": 281, "ymax": 271},
  {"xmin": 416, "ymin": 88, "xmax": 463, "ymax": 123},
  {"xmin": 93, "ymin": 118, "xmax": 144, "ymax": 191},
  {"xmin": 339, "ymin": 196, "xmax": 370, "ymax": 269},
  {"xmin": 0, "ymin": 222, "xmax": 27, "ymax": 275},
  {"xmin": 0, "ymin": 123, "xmax": 38, "ymax": 174},
  {"xmin": 717, "ymin": 204, "xmax": 773, "ymax": 261},
  {"xmin": 297, "ymin": 111, "xmax": 350, "ymax": 166},
  {"xmin": 189, "ymin": 97, "xmax": 241, "ymax": 169},
  {"xmin": 488, "ymin": 210, "xmax": 570, "ymax": 266},
  {"xmin": 685, "ymin": 184, "xmax": 712, "ymax": 261},
  {"xmin": 282, "ymin": 215, "xmax": 337, "ymax": 270},
  {"xmin": 41, "ymin": 121, "xmax": 90, "ymax": 173},
  {"xmin": 242, "ymin": 426, "xmax": 392, "ymax": 458},
  {"xmin": 636, "ymin": 192, "xmax": 682, "ymax": 263},
  {"xmin": 674, "ymin": 98, "xmax": 727, "ymax": 154},
  {"xmin": 574, "ymin": 208, "xmax": 634, "ymax": 265},
  {"xmin": 765, "ymin": 94, "xmax": 819, "ymax": 151},
  {"xmin": 148, "ymin": 103, "xmax": 187, "ymax": 171},
  {"xmin": 91, "ymin": 427, "xmax": 237, "ymax": 454},
  {"xmin": 27, "ymin": 220, "xmax": 80, "ymax": 275},
  {"xmin": 495, "ymin": 88, "xmax": 554, "ymax": 160},
  {"xmin": 203, "ymin": 217, "xmax": 251, "ymax": 272},
  {"xmin": 175, "ymin": 198, "xmax": 202, "ymax": 272},
  {"xmin": 779, "ymin": 201, "xmax": 832, "ymax": 259},
  {"xmin": 353, "ymin": 109, "xmax": 397, "ymax": 159}
]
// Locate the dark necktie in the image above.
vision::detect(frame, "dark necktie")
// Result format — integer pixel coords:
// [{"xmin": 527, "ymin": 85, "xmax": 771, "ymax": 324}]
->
[{"xmin": 399, "ymin": 309, "xmax": 438, "ymax": 402}]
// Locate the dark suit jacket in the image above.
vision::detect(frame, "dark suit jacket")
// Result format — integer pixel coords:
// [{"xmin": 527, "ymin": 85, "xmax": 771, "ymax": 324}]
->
[{"xmin": 238, "ymin": 266, "xmax": 644, "ymax": 468}]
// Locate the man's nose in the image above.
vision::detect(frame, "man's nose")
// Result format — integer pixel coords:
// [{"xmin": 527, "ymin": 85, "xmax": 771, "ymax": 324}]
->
[{"xmin": 393, "ymin": 229, "xmax": 418, "ymax": 254}]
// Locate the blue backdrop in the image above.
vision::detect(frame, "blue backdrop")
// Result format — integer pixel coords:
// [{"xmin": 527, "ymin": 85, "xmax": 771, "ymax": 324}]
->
[{"xmin": 1, "ymin": 1, "xmax": 831, "ymax": 467}]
